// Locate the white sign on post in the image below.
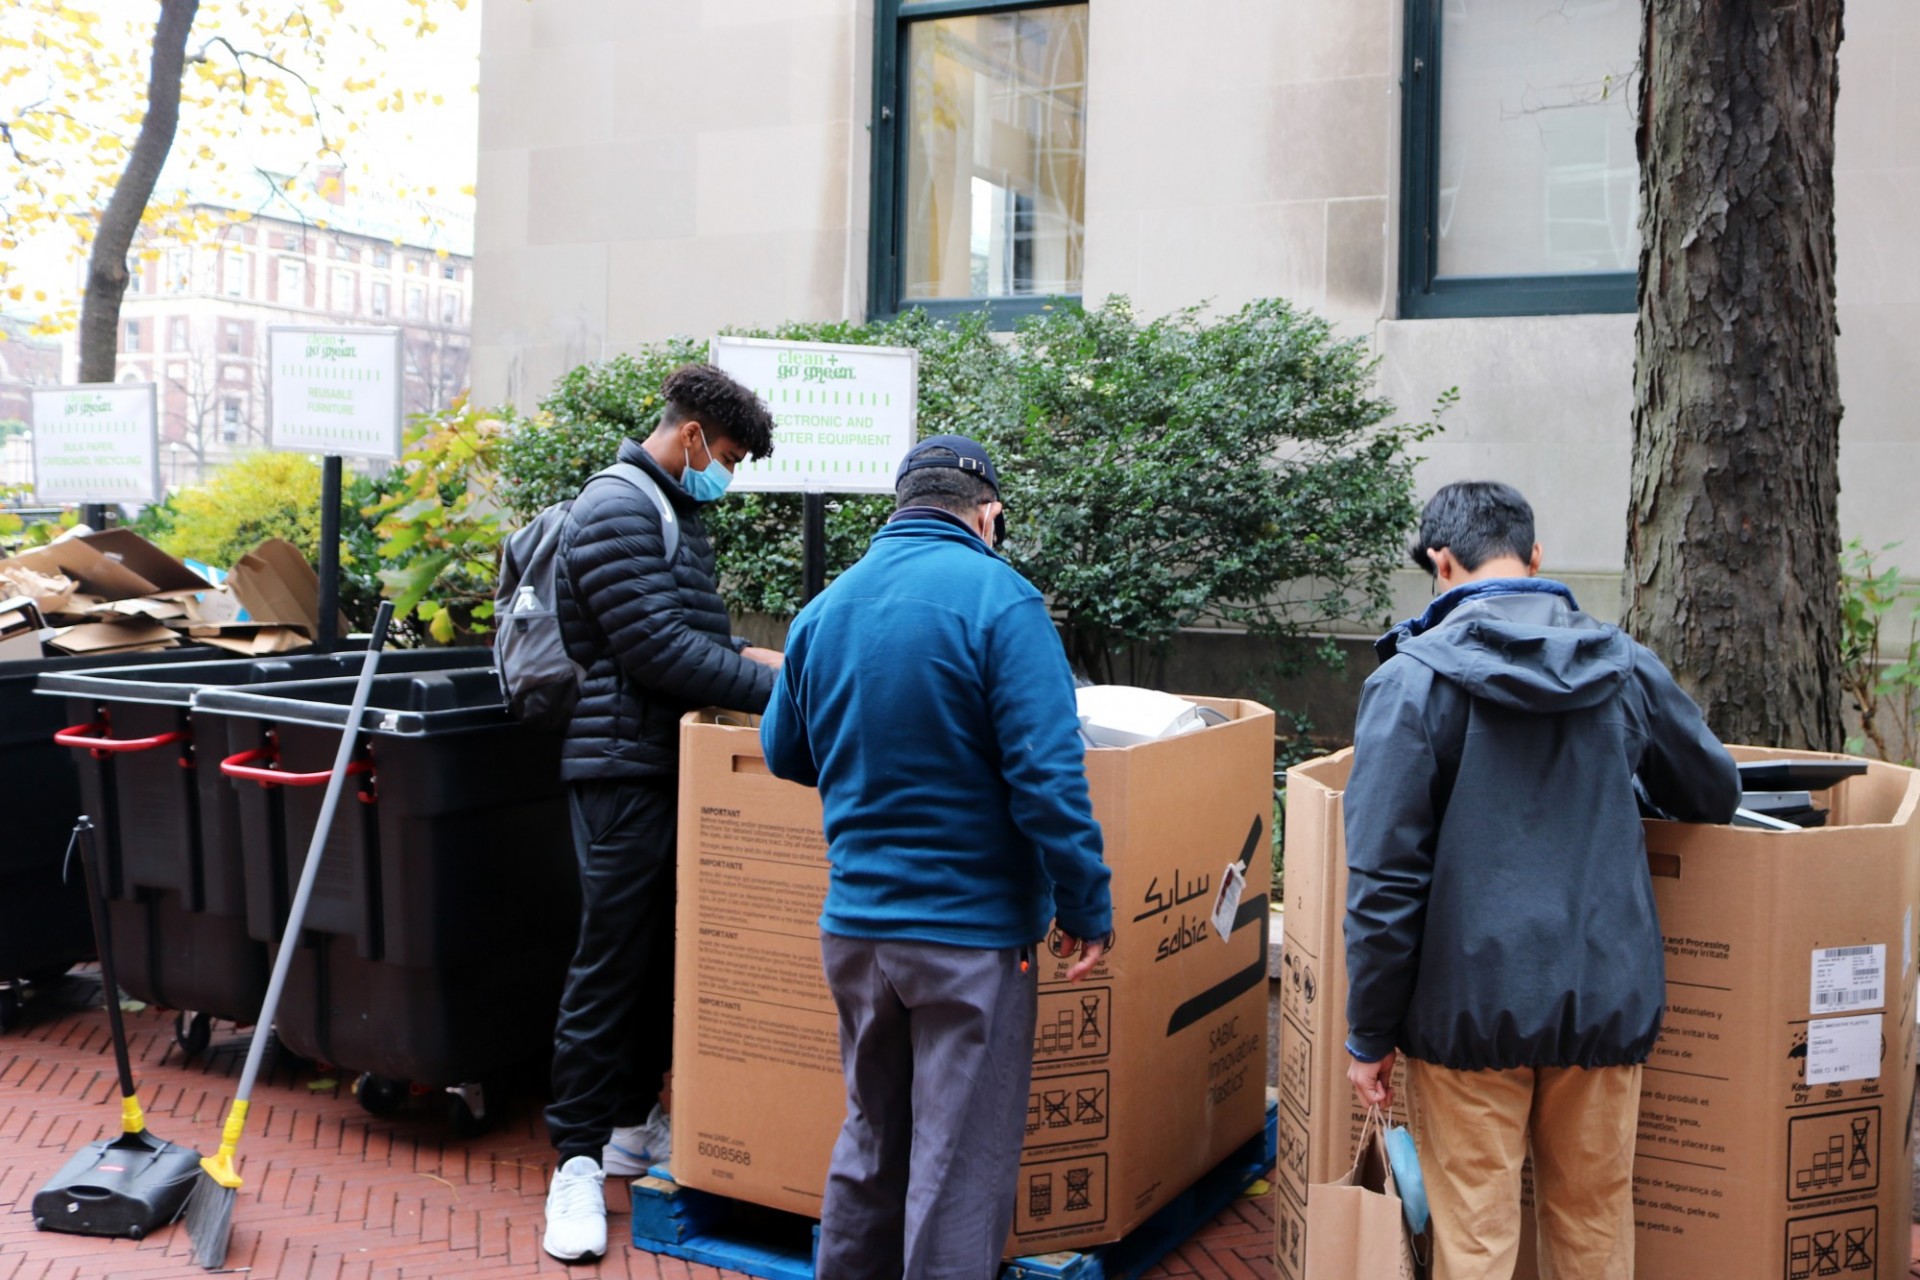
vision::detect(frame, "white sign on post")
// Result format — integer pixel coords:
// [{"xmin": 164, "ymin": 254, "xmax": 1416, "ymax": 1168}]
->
[
  {"xmin": 267, "ymin": 326, "xmax": 404, "ymax": 460},
  {"xmin": 709, "ymin": 337, "xmax": 918, "ymax": 494},
  {"xmin": 28, "ymin": 383, "xmax": 160, "ymax": 504}
]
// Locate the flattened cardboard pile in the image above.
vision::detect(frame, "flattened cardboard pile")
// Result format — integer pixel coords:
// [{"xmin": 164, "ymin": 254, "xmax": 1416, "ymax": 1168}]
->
[
  {"xmin": 0, "ymin": 531, "xmax": 337, "ymax": 659},
  {"xmin": 187, "ymin": 538, "xmax": 348, "ymax": 655}
]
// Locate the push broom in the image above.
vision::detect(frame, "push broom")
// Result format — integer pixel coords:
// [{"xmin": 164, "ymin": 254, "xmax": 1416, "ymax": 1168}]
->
[
  {"xmin": 31, "ymin": 816, "xmax": 204, "ymax": 1238},
  {"xmin": 183, "ymin": 602, "xmax": 393, "ymax": 1268}
]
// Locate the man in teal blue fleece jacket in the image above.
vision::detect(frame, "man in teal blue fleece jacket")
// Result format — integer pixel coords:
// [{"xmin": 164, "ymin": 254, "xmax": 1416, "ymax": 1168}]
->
[{"xmin": 761, "ymin": 434, "xmax": 1112, "ymax": 1280}]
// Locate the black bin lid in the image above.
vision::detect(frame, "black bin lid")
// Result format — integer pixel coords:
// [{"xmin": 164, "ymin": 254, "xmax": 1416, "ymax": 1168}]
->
[
  {"xmin": 33, "ymin": 646, "xmax": 491, "ymax": 708},
  {"xmin": 190, "ymin": 667, "xmax": 515, "ymax": 737}
]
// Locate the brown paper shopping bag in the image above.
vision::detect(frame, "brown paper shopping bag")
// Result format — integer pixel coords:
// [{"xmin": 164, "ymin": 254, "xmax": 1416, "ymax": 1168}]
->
[{"xmin": 1304, "ymin": 1106, "xmax": 1419, "ymax": 1280}]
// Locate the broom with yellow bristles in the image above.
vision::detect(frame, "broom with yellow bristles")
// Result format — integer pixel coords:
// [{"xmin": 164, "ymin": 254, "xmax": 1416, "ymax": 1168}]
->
[{"xmin": 183, "ymin": 602, "xmax": 393, "ymax": 1268}]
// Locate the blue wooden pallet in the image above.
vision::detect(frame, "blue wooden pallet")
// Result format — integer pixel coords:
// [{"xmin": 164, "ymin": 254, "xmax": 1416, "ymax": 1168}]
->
[
  {"xmin": 630, "ymin": 1100, "xmax": 1279, "ymax": 1280},
  {"xmin": 627, "ymin": 1172, "xmax": 818, "ymax": 1280}
]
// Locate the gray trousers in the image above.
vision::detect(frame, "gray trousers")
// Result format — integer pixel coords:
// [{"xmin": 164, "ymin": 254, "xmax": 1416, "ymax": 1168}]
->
[{"xmin": 816, "ymin": 933, "xmax": 1039, "ymax": 1280}]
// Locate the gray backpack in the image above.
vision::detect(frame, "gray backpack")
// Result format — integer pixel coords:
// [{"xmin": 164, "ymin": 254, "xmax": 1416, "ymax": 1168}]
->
[{"xmin": 494, "ymin": 463, "xmax": 680, "ymax": 730}]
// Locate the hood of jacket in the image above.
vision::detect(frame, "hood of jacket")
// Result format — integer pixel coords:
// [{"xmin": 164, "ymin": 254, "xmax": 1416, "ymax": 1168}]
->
[{"xmin": 1379, "ymin": 578, "xmax": 1634, "ymax": 714}]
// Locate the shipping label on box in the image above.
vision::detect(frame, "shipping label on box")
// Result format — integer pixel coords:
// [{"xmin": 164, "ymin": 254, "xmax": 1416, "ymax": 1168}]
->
[
  {"xmin": 674, "ymin": 698, "xmax": 1274, "ymax": 1256},
  {"xmin": 1284, "ymin": 745, "xmax": 1920, "ymax": 1280}
]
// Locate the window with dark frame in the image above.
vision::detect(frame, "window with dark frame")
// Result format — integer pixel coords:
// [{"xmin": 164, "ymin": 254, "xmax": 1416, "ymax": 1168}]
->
[
  {"xmin": 1399, "ymin": 0, "xmax": 1639, "ymax": 319},
  {"xmin": 869, "ymin": 0, "xmax": 1088, "ymax": 326}
]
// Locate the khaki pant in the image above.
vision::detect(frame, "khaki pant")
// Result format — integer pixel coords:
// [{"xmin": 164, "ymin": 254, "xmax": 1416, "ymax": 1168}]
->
[{"xmin": 1405, "ymin": 1058, "xmax": 1641, "ymax": 1280}]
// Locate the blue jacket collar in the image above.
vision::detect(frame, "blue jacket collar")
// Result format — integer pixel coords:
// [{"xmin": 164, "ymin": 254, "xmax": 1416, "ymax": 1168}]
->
[
  {"xmin": 1376, "ymin": 577, "xmax": 1579, "ymax": 662},
  {"xmin": 879, "ymin": 507, "xmax": 1000, "ymax": 556}
]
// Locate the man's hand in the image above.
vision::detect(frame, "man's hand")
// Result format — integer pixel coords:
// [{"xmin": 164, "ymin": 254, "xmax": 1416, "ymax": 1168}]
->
[
  {"xmin": 742, "ymin": 646, "xmax": 784, "ymax": 670},
  {"xmin": 1060, "ymin": 935, "xmax": 1106, "ymax": 982},
  {"xmin": 1348, "ymin": 1050, "xmax": 1397, "ymax": 1111}
]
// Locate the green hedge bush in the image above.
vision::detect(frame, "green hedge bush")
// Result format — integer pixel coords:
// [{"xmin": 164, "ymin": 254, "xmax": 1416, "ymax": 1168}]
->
[
  {"xmin": 496, "ymin": 298, "xmax": 1443, "ymax": 681},
  {"xmin": 117, "ymin": 297, "xmax": 1442, "ymax": 670}
]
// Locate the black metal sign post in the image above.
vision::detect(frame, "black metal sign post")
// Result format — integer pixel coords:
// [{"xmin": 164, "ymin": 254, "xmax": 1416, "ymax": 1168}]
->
[
  {"xmin": 802, "ymin": 492, "xmax": 827, "ymax": 605},
  {"xmin": 266, "ymin": 327, "xmax": 401, "ymax": 657},
  {"xmin": 315, "ymin": 456, "xmax": 342, "ymax": 653}
]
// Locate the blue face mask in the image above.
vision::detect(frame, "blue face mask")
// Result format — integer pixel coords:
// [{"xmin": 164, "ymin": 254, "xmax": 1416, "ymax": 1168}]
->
[{"xmin": 683, "ymin": 428, "xmax": 733, "ymax": 503}]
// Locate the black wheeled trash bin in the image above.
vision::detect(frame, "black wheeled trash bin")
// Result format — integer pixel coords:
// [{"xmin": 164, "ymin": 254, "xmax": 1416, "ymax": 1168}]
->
[
  {"xmin": 0, "ymin": 645, "xmax": 213, "ymax": 1031},
  {"xmin": 35, "ymin": 647, "xmax": 495, "ymax": 1056},
  {"xmin": 193, "ymin": 665, "xmax": 576, "ymax": 1133}
]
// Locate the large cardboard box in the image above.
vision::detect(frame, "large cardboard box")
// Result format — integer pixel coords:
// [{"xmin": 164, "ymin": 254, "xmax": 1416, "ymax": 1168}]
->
[
  {"xmin": 672, "ymin": 697, "xmax": 1275, "ymax": 1256},
  {"xmin": 1278, "ymin": 747, "xmax": 1920, "ymax": 1280}
]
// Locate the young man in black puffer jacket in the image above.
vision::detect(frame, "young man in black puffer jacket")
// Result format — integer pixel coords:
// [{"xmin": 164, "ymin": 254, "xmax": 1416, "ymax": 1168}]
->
[{"xmin": 542, "ymin": 363, "xmax": 783, "ymax": 1264}]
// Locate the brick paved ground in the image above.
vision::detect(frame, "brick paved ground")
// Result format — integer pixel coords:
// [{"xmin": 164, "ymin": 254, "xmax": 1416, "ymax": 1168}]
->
[{"xmin": 0, "ymin": 975, "xmax": 1277, "ymax": 1280}]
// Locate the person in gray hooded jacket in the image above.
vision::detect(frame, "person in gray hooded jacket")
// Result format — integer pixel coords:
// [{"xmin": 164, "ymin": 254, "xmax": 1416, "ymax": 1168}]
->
[{"xmin": 1343, "ymin": 481, "xmax": 1739, "ymax": 1280}]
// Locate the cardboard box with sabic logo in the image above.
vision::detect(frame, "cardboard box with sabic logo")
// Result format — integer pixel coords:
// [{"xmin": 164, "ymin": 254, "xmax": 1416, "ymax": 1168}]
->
[
  {"xmin": 669, "ymin": 697, "xmax": 1274, "ymax": 1256},
  {"xmin": 1277, "ymin": 747, "xmax": 1920, "ymax": 1280}
]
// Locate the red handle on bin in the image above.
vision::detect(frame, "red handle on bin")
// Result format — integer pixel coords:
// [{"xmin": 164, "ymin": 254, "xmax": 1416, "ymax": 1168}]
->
[
  {"xmin": 54, "ymin": 721, "xmax": 189, "ymax": 761},
  {"xmin": 220, "ymin": 746, "xmax": 371, "ymax": 788}
]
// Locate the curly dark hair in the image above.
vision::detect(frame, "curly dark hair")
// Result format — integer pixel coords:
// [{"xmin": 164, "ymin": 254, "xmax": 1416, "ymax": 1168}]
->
[{"xmin": 659, "ymin": 363, "xmax": 776, "ymax": 460}]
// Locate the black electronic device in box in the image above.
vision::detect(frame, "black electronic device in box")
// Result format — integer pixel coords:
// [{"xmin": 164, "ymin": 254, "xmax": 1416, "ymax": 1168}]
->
[{"xmin": 1736, "ymin": 760, "xmax": 1870, "ymax": 792}]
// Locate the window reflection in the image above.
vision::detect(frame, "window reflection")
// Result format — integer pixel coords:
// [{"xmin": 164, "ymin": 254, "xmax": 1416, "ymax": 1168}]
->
[
  {"xmin": 902, "ymin": 6, "xmax": 1087, "ymax": 301},
  {"xmin": 1435, "ymin": 0, "xmax": 1639, "ymax": 279}
]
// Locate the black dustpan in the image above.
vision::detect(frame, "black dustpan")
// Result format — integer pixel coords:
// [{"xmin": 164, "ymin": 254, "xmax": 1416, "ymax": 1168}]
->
[
  {"xmin": 33, "ymin": 1128, "xmax": 204, "ymax": 1239},
  {"xmin": 32, "ymin": 817, "xmax": 202, "ymax": 1239}
]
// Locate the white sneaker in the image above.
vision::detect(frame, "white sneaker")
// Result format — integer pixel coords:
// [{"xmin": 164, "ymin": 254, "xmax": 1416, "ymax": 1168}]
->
[
  {"xmin": 542, "ymin": 1155, "xmax": 607, "ymax": 1263},
  {"xmin": 603, "ymin": 1103, "xmax": 672, "ymax": 1177}
]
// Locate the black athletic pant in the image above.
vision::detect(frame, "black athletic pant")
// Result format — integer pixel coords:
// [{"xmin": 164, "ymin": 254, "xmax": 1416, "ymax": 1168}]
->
[{"xmin": 545, "ymin": 777, "xmax": 677, "ymax": 1163}]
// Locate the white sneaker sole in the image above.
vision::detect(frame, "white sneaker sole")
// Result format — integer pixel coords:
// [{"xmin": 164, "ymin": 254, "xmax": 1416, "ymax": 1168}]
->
[{"xmin": 542, "ymin": 1234, "xmax": 606, "ymax": 1265}]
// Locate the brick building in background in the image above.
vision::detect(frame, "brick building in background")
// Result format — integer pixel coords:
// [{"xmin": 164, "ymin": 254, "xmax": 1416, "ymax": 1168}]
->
[
  {"xmin": 111, "ymin": 167, "xmax": 473, "ymax": 489},
  {"xmin": 0, "ymin": 315, "xmax": 64, "ymax": 488}
]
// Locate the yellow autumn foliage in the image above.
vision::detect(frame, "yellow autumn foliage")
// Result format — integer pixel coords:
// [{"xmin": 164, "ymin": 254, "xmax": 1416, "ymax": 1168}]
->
[{"xmin": 156, "ymin": 451, "xmax": 325, "ymax": 570}]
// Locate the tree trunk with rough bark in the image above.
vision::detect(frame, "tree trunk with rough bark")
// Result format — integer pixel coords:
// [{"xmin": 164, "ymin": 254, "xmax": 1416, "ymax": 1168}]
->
[
  {"xmin": 75, "ymin": 0, "xmax": 199, "ymax": 385},
  {"xmin": 1624, "ymin": 0, "xmax": 1847, "ymax": 750}
]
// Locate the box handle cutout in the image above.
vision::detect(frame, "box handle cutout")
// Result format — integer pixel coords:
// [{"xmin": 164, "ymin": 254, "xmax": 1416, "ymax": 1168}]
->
[
  {"xmin": 1648, "ymin": 852, "xmax": 1681, "ymax": 880},
  {"xmin": 732, "ymin": 755, "xmax": 770, "ymax": 776}
]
